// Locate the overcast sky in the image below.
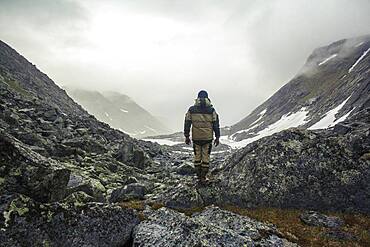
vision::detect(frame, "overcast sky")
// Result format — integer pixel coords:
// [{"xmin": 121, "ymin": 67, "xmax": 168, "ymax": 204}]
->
[{"xmin": 1, "ymin": 0, "xmax": 370, "ymax": 131}]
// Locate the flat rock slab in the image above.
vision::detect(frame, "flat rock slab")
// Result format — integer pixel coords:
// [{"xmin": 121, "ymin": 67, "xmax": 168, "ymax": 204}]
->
[{"xmin": 133, "ymin": 205, "xmax": 298, "ymax": 247}]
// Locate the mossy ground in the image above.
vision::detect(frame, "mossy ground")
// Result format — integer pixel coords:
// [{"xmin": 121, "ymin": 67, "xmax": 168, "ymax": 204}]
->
[
  {"xmin": 0, "ymin": 74, "xmax": 30, "ymax": 97},
  {"xmin": 224, "ymin": 206, "xmax": 370, "ymax": 247},
  {"xmin": 120, "ymin": 201, "xmax": 370, "ymax": 247}
]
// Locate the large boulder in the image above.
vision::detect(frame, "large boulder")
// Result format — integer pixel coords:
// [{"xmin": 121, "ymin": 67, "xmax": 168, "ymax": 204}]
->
[
  {"xmin": 114, "ymin": 142, "xmax": 147, "ymax": 169},
  {"xmin": 0, "ymin": 193, "xmax": 140, "ymax": 247},
  {"xmin": 110, "ymin": 183, "xmax": 146, "ymax": 203},
  {"xmin": 299, "ymin": 211, "xmax": 344, "ymax": 228},
  {"xmin": 214, "ymin": 109, "xmax": 370, "ymax": 213},
  {"xmin": 133, "ymin": 206, "xmax": 296, "ymax": 246},
  {"xmin": 66, "ymin": 174, "xmax": 106, "ymax": 202},
  {"xmin": 157, "ymin": 182, "xmax": 206, "ymax": 209},
  {"xmin": 176, "ymin": 162, "xmax": 196, "ymax": 175},
  {"xmin": 0, "ymin": 131, "xmax": 70, "ymax": 202}
]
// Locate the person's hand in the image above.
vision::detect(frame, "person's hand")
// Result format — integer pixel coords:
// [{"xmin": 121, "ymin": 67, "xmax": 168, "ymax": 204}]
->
[
  {"xmin": 214, "ymin": 138, "xmax": 220, "ymax": 147},
  {"xmin": 185, "ymin": 137, "xmax": 191, "ymax": 145}
]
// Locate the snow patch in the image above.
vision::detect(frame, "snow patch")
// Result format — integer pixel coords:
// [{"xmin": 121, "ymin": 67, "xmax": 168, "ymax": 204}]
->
[
  {"xmin": 355, "ymin": 42, "xmax": 364, "ymax": 47},
  {"xmin": 226, "ymin": 107, "xmax": 309, "ymax": 148},
  {"xmin": 259, "ymin": 109, "xmax": 267, "ymax": 115},
  {"xmin": 144, "ymin": 138, "xmax": 182, "ymax": 146},
  {"xmin": 172, "ymin": 150, "xmax": 190, "ymax": 155},
  {"xmin": 348, "ymin": 47, "xmax": 370, "ymax": 73},
  {"xmin": 182, "ymin": 147, "xmax": 193, "ymax": 151},
  {"xmin": 230, "ymin": 109, "xmax": 267, "ymax": 140},
  {"xmin": 120, "ymin": 108, "xmax": 129, "ymax": 113},
  {"xmin": 229, "ymin": 122, "xmax": 263, "ymax": 140},
  {"xmin": 319, "ymin": 54, "xmax": 337, "ymax": 66},
  {"xmin": 334, "ymin": 108, "xmax": 355, "ymax": 124},
  {"xmin": 308, "ymin": 96, "xmax": 352, "ymax": 130},
  {"xmin": 249, "ymin": 109, "xmax": 267, "ymax": 127}
]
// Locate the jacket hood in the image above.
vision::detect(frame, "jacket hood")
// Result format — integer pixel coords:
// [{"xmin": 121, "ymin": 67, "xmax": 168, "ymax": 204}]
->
[{"xmin": 194, "ymin": 98, "xmax": 212, "ymax": 107}]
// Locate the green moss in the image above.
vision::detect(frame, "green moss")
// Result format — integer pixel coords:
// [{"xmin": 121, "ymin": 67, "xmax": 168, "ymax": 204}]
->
[
  {"xmin": 42, "ymin": 240, "xmax": 51, "ymax": 247},
  {"xmin": 360, "ymin": 152, "xmax": 370, "ymax": 160},
  {"xmin": 47, "ymin": 210, "xmax": 53, "ymax": 223},
  {"xmin": 3, "ymin": 196, "xmax": 30, "ymax": 227},
  {"xmin": 9, "ymin": 168, "xmax": 22, "ymax": 176},
  {"xmin": 89, "ymin": 179, "xmax": 106, "ymax": 193},
  {"xmin": 0, "ymin": 76, "xmax": 30, "ymax": 97}
]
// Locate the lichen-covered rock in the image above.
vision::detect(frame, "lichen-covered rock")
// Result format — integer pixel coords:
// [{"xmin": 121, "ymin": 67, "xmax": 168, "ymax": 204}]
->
[
  {"xmin": 133, "ymin": 206, "xmax": 297, "ymax": 247},
  {"xmin": 214, "ymin": 109, "xmax": 370, "ymax": 213},
  {"xmin": 300, "ymin": 211, "xmax": 344, "ymax": 228},
  {"xmin": 160, "ymin": 182, "xmax": 205, "ymax": 209},
  {"xmin": 0, "ymin": 131, "xmax": 70, "ymax": 202},
  {"xmin": 62, "ymin": 191, "xmax": 95, "ymax": 205},
  {"xmin": 0, "ymin": 193, "xmax": 140, "ymax": 247},
  {"xmin": 110, "ymin": 183, "xmax": 146, "ymax": 203},
  {"xmin": 66, "ymin": 174, "xmax": 106, "ymax": 202},
  {"xmin": 114, "ymin": 142, "xmax": 148, "ymax": 169}
]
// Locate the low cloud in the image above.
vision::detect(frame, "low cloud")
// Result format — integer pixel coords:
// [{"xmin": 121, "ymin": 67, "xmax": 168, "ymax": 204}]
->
[{"xmin": 1, "ymin": 0, "xmax": 369, "ymax": 130}]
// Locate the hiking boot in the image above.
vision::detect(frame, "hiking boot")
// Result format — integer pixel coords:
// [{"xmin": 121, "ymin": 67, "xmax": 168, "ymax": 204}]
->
[{"xmin": 197, "ymin": 175, "xmax": 209, "ymax": 186}]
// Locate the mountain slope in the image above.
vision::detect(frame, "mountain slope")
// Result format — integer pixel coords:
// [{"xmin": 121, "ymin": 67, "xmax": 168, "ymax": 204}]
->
[
  {"xmin": 0, "ymin": 39, "xmax": 167, "ymax": 246},
  {"xmin": 66, "ymin": 89, "xmax": 171, "ymax": 138},
  {"xmin": 228, "ymin": 35, "xmax": 370, "ymax": 146},
  {"xmin": 0, "ymin": 41, "xmax": 87, "ymax": 117}
]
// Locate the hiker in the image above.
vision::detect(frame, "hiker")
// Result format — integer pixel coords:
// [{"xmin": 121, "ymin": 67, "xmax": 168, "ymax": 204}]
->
[{"xmin": 184, "ymin": 90, "xmax": 220, "ymax": 184}]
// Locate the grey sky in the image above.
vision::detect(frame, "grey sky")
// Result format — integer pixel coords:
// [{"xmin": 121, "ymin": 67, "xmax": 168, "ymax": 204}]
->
[{"xmin": 1, "ymin": 0, "xmax": 370, "ymax": 131}]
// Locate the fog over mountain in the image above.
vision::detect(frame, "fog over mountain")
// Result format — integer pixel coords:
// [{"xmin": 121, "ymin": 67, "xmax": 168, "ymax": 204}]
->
[{"xmin": 1, "ymin": 0, "xmax": 370, "ymax": 130}]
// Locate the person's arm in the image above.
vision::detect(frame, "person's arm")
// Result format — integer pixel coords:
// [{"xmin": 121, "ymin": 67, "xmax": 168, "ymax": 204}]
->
[
  {"xmin": 184, "ymin": 110, "xmax": 192, "ymax": 144},
  {"xmin": 212, "ymin": 110, "xmax": 220, "ymax": 146}
]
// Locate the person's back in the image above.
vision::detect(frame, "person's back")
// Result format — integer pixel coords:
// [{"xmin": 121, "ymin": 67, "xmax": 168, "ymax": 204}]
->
[{"xmin": 184, "ymin": 90, "xmax": 220, "ymax": 184}]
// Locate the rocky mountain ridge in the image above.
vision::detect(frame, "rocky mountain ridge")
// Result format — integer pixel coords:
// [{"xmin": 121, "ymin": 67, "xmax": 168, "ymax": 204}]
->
[
  {"xmin": 228, "ymin": 35, "xmax": 370, "ymax": 146},
  {"xmin": 66, "ymin": 88, "xmax": 171, "ymax": 138}
]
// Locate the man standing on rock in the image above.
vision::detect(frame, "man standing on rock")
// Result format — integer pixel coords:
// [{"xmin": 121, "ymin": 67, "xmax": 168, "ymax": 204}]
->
[{"xmin": 184, "ymin": 90, "xmax": 220, "ymax": 184}]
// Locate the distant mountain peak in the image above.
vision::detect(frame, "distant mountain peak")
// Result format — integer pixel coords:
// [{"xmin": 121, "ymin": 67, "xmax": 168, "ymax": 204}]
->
[
  {"xmin": 227, "ymin": 35, "xmax": 370, "ymax": 147},
  {"xmin": 65, "ymin": 88, "xmax": 171, "ymax": 138}
]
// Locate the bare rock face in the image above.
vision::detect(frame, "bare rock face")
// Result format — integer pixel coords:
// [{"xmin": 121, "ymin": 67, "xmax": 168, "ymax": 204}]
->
[
  {"xmin": 133, "ymin": 206, "xmax": 297, "ymax": 247},
  {"xmin": 214, "ymin": 108, "xmax": 370, "ymax": 213},
  {"xmin": 0, "ymin": 40, "xmax": 161, "ymax": 246}
]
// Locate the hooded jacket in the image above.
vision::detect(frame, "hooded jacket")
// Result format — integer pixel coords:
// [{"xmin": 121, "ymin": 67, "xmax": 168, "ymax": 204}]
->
[{"xmin": 184, "ymin": 98, "xmax": 220, "ymax": 141}]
